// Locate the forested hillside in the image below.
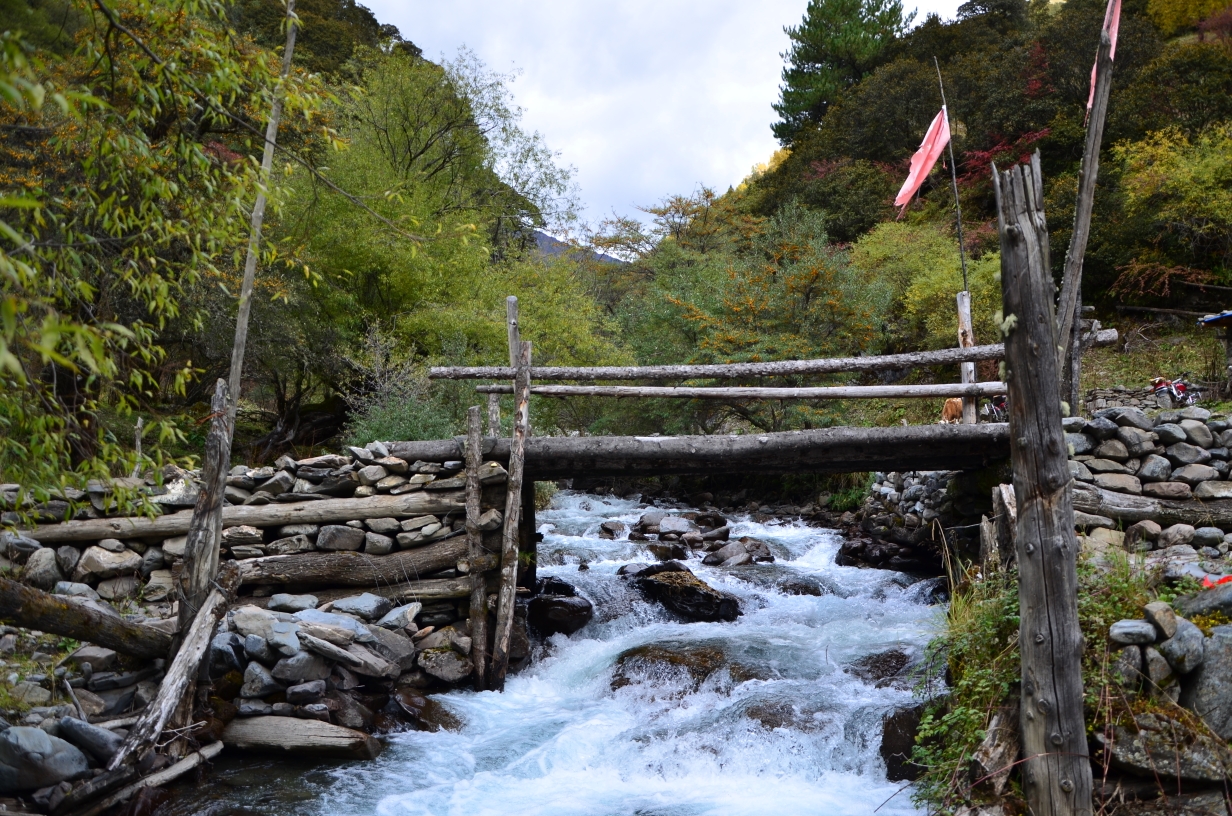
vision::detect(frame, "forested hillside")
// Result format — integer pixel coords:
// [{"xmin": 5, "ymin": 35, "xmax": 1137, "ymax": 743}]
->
[{"xmin": 2, "ymin": 0, "xmax": 1230, "ymax": 494}]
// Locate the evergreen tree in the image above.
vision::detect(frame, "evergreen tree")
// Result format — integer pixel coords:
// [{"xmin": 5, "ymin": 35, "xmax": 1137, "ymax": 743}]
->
[{"xmin": 772, "ymin": 0, "xmax": 911, "ymax": 144}]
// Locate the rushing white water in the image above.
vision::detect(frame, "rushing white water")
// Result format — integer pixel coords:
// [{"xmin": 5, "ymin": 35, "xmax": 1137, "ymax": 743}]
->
[{"xmin": 196, "ymin": 491, "xmax": 943, "ymax": 816}]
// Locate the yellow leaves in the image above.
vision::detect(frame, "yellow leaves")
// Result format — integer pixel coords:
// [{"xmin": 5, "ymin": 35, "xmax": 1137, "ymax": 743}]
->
[{"xmin": 1147, "ymin": 0, "xmax": 1230, "ymax": 33}]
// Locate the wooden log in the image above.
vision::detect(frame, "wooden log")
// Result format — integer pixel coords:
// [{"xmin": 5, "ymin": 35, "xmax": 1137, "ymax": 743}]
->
[
  {"xmin": 1115, "ymin": 305, "xmax": 1210, "ymax": 318},
  {"xmin": 465, "ymin": 406, "xmax": 489, "ymax": 691},
  {"xmin": 237, "ymin": 535, "xmax": 469, "ymax": 587},
  {"xmin": 957, "ymin": 291, "xmax": 978, "ymax": 424},
  {"xmin": 179, "ymin": 379, "xmax": 231, "ymax": 635},
  {"xmin": 0, "ymin": 578, "xmax": 171, "ymax": 658},
  {"xmin": 25, "ymin": 490, "xmax": 467, "ymax": 543},
  {"xmin": 51, "ymin": 766, "xmax": 138, "ymax": 816},
  {"xmin": 429, "ymin": 343, "xmax": 1009, "ymax": 381},
  {"xmin": 1055, "ymin": 30, "xmax": 1114, "ymax": 370},
  {"xmin": 222, "ymin": 716, "xmax": 382, "ymax": 759},
  {"xmin": 995, "ymin": 153, "xmax": 1091, "ymax": 816},
  {"xmin": 1072, "ymin": 482, "xmax": 1232, "ymax": 526},
  {"xmin": 491, "ymin": 338, "xmax": 531, "ymax": 691},
  {"xmin": 487, "ymin": 393, "xmax": 501, "ymax": 436},
  {"xmin": 69, "ymin": 743, "xmax": 224, "ymax": 816},
  {"xmin": 236, "ymin": 576, "xmax": 483, "ymax": 608},
  {"xmin": 390, "ymin": 423, "xmax": 1012, "ymax": 479},
  {"xmin": 109, "ymin": 563, "xmax": 240, "ymax": 770},
  {"xmin": 473, "ymin": 382, "xmax": 1008, "ymax": 400}
]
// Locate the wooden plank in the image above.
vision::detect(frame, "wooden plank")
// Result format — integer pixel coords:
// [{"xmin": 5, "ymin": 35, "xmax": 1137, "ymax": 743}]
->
[
  {"xmin": 994, "ymin": 153, "xmax": 1091, "ymax": 815},
  {"xmin": 431, "ymin": 344, "xmax": 1009, "ymax": 381},
  {"xmin": 465, "ymin": 406, "xmax": 489, "ymax": 691},
  {"xmin": 222, "ymin": 716, "xmax": 381, "ymax": 759},
  {"xmin": 956, "ymin": 291, "xmax": 978, "ymax": 424},
  {"xmin": 25, "ymin": 490, "xmax": 467, "ymax": 543},
  {"xmin": 237, "ymin": 536, "xmax": 469, "ymax": 587},
  {"xmin": 491, "ymin": 339, "xmax": 530, "ymax": 691},
  {"xmin": 0, "ymin": 578, "xmax": 171, "ymax": 658},
  {"xmin": 473, "ymin": 382, "xmax": 1008, "ymax": 400},
  {"xmin": 1056, "ymin": 31, "xmax": 1114, "ymax": 369},
  {"xmin": 179, "ymin": 379, "xmax": 231, "ymax": 634},
  {"xmin": 389, "ymin": 423, "xmax": 1012, "ymax": 479},
  {"xmin": 109, "ymin": 563, "xmax": 239, "ymax": 770}
]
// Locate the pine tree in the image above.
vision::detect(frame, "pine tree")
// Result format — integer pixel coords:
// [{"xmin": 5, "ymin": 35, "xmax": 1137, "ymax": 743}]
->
[{"xmin": 772, "ymin": 0, "xmax": 911, "ymax": 144}]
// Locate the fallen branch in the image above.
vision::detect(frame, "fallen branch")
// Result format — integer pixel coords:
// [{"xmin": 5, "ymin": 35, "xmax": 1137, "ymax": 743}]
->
[
  {"xmin": 0, "ymin": 578, "xmax": 171, "ymax": 658},
  {"xmin": 74, "ymin": 742, "xmax": 223, "ymax": 816}
]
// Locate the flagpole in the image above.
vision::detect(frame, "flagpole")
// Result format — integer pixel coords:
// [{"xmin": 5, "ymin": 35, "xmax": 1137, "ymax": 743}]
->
[{"xmin": 934, "ymin": 57, "xmax": 968, "ymax": 293}]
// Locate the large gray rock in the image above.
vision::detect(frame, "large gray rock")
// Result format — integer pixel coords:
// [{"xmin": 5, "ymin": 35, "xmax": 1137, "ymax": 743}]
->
[
  {"xmin": 1087, "ymin": 415, "xmax": 1119, "ymax": 440},
  {"xmin": 1136, "ymin": 454, "xmax": 1173, "ymax": 482},
  {"xmin": 362, "ymin": 626, "xmax": 418, "ymax": 670},
  {"xmin": 331, "ymin": 593, "xmax": 393, "ymax": 621},
  {"xmin": 1155, "ymin": 423, "xmax": 1189, "ymax": 445},
  {"xmin": 1102, "ymin": 713, "xmax": 1232, "ymax": 782},
  {"xmin": 1110, "ymin": 645, "xmax": 1143, "ymax": 688},
  {"xmin": 1167, "ymin": 443, "xmax": 1211, "ymax": 466},
  {"xmin": 1194, "ymin": 527, "xmax": 1227, "ymax": 548},
  {"xmin": 57, "ymin": 716, "xmax": 123, "ymax": 764},
  {"xmin": 293, "ymin": 608, "xmax": 373, "ymax": 641},
  {"xmin": 1177, "ymin": 583, "xmax": 1232, "ymax": 619},
  {"xmin": 23, "ymin": 547, "xmax": 63, "ymax": 591},
  {"xmin": 72, "ymin": 546, "xmax": 141, "ymax": 583},
  {"xmin": 1181, "ymin": 419, "xmax": 1216, "ymax": 448},
  {"xmin": 316, "ymin": 525, "xmax": 365, "ymax": 552},
  {"xmin": 1068, "ymin": 460, "xmax": 1094, "ymax": 482},
  {"xmin": 266, "ymin": 534, "xmax": 315, "ymax": 555},
  {"xmin": 417, "ymin": 647, "xmax": 472, "ymax": 683},
  {"xmin": 1142, "ymin": 481, "xmax": 1193, "ymax": 501},
  {"xmin": 702, "ymin": 540, "xmax": 746, "ymax": 565},
  {"xmin": 240, "ymin": 662, "xmax": 282, "ymax": 698},
  {"xmin": 1094, "ymin": 439, "xmax": 1130, "ymax": 462},
  {"xmin": 375, "ymin": 602, "xmax": 422, "ymax": 630},
  {"xmin": 1195, "ymin": 481, "xmax": 1232, "ymax": 500},
  {"xmin": 1085, "ymin": 458, "xmax": 1128, "ymax": 474},
  {"xmin": 55, "ymin": 545, "xmax": 81, "ymax": 576},
  {"xmin": 243, "ymin": 634, "xmax": 277, "ymax": 665},
  {"xmin": 1144, "ymin": 646, "xmax": 1179, "ymax": 701},
  {"xmin": 1116, "ymin": 426, "xmax": 1156, "ymax": 457},
  {"xmin": 1109, "ymin": 619, "xmax": 1157, "ymax": 645},
  {"xmin": 1144, "ymin": 601, "xmax": 1177, "ymax": 639},
  {"xmin": 1126, "ymin": 520, "xmax": 1163, "ymax": 550},
  {"xmin": 1180, "ymin": 626, "xmax": 1232, "ymax": 738},
  {"xmin": 1160, "ymin": 524, "xmax": 1197, "ymax": 549},
  {"xmin": 68, "ymin": 645, "xmax": 117, "ymax": 672},
  {"xmin": 1111, "ymin": 407, "xmax": 1154, "ymax": 431},
  {"xmin": 208, "ymin": 632, "xmax": 246, "ymax": 677},
  {"xmin": 1159, "ymin": 618, "xmax": 1205, "ymax": 674},
  {"xmin": 271, "ymin": 652, "xmax": 330, "ymax": 684},
  {"xmin": 1172, "ymin": 464, "xmax": 1219, "ymax": 486},
  {"xmin": 0, "ymin": 727, "xmax": 89, "ymax": 793},
  {"xmin": 528, "ymin": 595, "xmax": 594, "ymax": 636},
  {"xmin": 363, "ymin": 533, "xmax": 394, "ymax": 555},
  {"xmin": 267, "ymin": 594, "xmax": 318, "ymax": 613},
  {"xmin": 1065, "ymin": 433, "xmax": 1095, "ymax": 455},
  {"xmin": 1092, "ymin": 473, "xmax": 1141, "ymax": 495}
]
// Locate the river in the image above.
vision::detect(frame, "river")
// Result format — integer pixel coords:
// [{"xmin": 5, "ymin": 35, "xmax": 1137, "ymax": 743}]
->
[{"xmin": 181, "ymin": 490, "xmax": 943, "ymax": 816}]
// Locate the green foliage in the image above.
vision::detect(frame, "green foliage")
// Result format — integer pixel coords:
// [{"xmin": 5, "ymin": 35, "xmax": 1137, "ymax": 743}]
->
[
  {"xmin": 1114, "ymin": 41, "xmax": 1232, "ymax": 142},
  {"xmin": 230, "ymin": 0, "xmax": 414, "ymax": 75},
  {"xmin": 1147, "ymin": 0, "xmax": 1232, "ymax": 33},
  {"xmin": 773, "ymin": 0, "xmax": 912, "ymax": 144}
]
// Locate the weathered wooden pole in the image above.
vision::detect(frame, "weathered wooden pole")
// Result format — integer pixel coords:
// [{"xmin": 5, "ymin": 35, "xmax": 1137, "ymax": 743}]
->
[
  {"xmin": 490, "ymin": 339, "xmax": 531, "ymax": 691},
  {"xmin": 0, "ymin": 578, "xmax": 171, "ymax": 658},
  {"xmin": 956, "ymin": 291, "xmax": 978, "ymax": 424},
  {"xmin": 994, "ymin": 153, "xmax": 1091, "ymax": 816},
  {"xmin": 464, "ymin": 406, "xmax": 489, "ymax": 691},
  {"xmin": 1056, "ymin": 30, "xmax": 1114, "ymax": 409},
  {"xmin": 177, "ymin": 379, "xmax": 232, "ymax": 636},
  {"xmin": 487, "ymin": 393, "xmax": 501, "ymax": 437}
]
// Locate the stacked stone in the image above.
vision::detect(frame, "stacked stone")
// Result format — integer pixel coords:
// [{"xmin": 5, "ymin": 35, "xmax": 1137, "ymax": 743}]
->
[
  {"xmin": 1, "ymin": 442, "xmax": 507, "ymax": 607},
  {"xmin": 1085, "ymin": 385, "xmax": 1158, "ymax": 412},
  {"xmin": 209, "ymin": 592, "xmax": 482, "ymax": 726},
  {"xmin": 1065, "ymin": 406, "xmax": 1232, "ymax": 502}
]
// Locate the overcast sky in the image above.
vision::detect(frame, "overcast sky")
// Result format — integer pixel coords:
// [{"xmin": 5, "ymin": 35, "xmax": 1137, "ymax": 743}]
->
[{"xmin": 365, "ymin": 0, "xmax": 963, "ymax": 232}]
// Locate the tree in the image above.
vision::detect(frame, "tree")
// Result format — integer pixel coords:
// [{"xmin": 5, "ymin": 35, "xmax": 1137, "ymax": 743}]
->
[{"xmin": 772, "ymin": 0, "xmax": 912, "ymax": 144}]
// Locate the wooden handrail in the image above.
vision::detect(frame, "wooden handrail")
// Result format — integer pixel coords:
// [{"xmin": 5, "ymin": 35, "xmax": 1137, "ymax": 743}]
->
[{"xmin": 472, "ymin": 382, "xmax": 1007, "ymax": 400}]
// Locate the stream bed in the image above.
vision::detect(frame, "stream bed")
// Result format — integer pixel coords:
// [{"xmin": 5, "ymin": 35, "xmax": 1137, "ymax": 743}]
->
[{"xmin": 179, "ymin": 491, "xmax": 943, "ymax": 816}]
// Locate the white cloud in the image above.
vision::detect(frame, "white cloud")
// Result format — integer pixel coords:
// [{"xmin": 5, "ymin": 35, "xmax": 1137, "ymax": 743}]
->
[{"xmin": 363, "ymin": 0, "xmax": 963, "ymax": 229}]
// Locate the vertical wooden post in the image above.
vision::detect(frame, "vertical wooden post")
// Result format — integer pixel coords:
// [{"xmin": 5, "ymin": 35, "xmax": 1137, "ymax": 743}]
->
[
  {"xmin": 994, "ymin": 154, "xmax": 1091, "ymax": 816},
  {"xmin": 1056, "ymin": 31, "xmax": 1114, "ymax": 379},
  {"xmin": 956, "ymin": 291, "xmax": 977, "ymax": 424},
  {"xmin": 490, "ymin": 339, "xmax": 531, "ymax": 691},
  {"xmin": 487, "ymin": 393, "xmax": 501, "ymax": 437},
  {"xmin": 177, "ymin": 379, "xmax": 232, "ymax": 637},
  {"xmin": 506, "ymin": 296, "xmax": 521, "ymax": 367},
  {"xmin": 464, "ymin": 406, "xmax": 488, "ymax": 691}
]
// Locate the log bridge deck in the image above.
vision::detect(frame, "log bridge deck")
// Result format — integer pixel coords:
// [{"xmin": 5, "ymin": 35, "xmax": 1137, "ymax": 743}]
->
[{"xmin": 390, "ymin": 422, "xmax": 1011, "ymax": 480}]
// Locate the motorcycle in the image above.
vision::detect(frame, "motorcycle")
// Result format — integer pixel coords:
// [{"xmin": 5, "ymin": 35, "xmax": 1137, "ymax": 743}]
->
[
  {"xmin": 1150, "ymin": 372, "xmax": 1202, "ymax": 407},
  {"xmin": 980, "ymin": 394, "xmax": 1008, "ymax": 422}
]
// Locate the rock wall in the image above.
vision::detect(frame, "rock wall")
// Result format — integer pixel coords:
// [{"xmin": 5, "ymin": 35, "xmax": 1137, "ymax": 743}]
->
[{"xmin": 1084, "ymin": 386, "xmax": 1162, "ymax": 413}]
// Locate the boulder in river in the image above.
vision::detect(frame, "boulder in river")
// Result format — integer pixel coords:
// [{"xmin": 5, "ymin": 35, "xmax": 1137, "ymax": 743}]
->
[
  {"xmin": 881, "ymin": 704, "xmax": 924, "ymax": 782},
  {"xmin": 222, "ymin": 716, "xmax": 382, "ymax": 760},
  {"xmin": 630, "ymin": 564, "xmax": 740, "ymax": 622},
  {"xmin": 528, "ymin": 594, "xmax": 594, "ymax": 636},
  {"xmin": 611, "ymin": 644, "xmax": 727, "ymax": 692}
]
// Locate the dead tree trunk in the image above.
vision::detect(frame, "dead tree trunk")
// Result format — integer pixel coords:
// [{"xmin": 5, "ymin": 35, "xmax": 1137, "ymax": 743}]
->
[
  {"xmin": 490, "ymin": 336, "xmax": 531, "ymax": 691},
  {"xmin": 465, "ymin": 406, "xmax": 489, "ymax": 691},
  {"xmin": 994, "ymin": 153, "xmax": 1091, "ymax": 816},
  {"xmin": 178, "ymin": 379, "xmax": 231, "ymax": 635},
  {"xmin": 0, "ymin": 578, "xmax": 171, "ymax": 658},
  {"xmin": 1056, "ymin": 31, "xmax": 1114, "ymax": 397}
]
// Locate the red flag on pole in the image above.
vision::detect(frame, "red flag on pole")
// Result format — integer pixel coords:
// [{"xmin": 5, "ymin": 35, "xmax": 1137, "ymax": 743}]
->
[
  {"xmin": 1086, "ymin": 0, "xmax": 1121, "ymax": 121},
  {"xmin": 895, "ymin": 107, "xmax": 951, "ymax": 215}
]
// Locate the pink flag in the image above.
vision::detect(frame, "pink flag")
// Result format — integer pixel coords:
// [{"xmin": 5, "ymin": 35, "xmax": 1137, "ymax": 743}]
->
[
  {"xmin": 1085, "ymin": 0, "xmax": 1122, "ymax": 120},
  {"xmin": 895, "ymin": 107, "xmax": 951, "ymax": 214}
]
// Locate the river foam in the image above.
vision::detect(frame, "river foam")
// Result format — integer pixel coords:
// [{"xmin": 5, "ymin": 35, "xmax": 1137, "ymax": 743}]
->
[{"xmin": 189, "ymin": 490, "xmax": 942, "ymax": 816}]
